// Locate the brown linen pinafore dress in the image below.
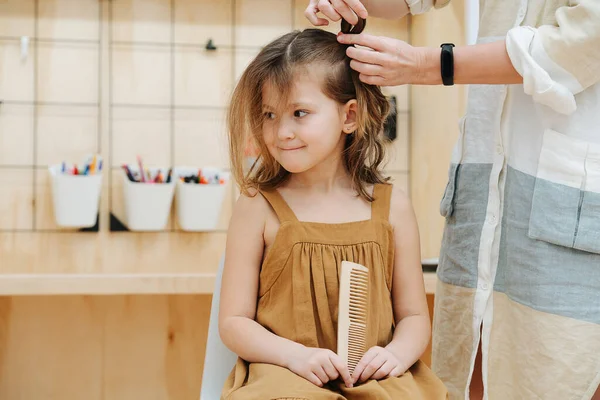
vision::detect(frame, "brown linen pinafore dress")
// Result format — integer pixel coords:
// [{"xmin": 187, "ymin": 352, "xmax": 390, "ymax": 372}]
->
[{"xmin": 222, "ymin": 184, "xmax": 448, "ymax": 399}]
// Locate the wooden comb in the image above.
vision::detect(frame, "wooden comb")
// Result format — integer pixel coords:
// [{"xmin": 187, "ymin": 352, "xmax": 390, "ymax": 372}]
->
[{"xmin": 337, "ymin": 261, "xmax": 369, "ymax": 375}]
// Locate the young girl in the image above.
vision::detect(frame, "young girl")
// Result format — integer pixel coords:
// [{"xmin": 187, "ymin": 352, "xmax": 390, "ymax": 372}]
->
[{"xmin": 218, "ymin": 22, "xmax": 447, "ymax": 400}]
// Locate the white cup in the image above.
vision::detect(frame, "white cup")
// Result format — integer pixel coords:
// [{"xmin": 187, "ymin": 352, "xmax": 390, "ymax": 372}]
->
[
  {"xmin": 49, "ymin": 165, "xmax": 102, "ymax": 228},
  {"xmin": 122, "ymin": 165, "xmax": 175, "ymax": 231},
  {"xmin": 175, "ymin": 167, "xmax": 229, "ymax": 232}
]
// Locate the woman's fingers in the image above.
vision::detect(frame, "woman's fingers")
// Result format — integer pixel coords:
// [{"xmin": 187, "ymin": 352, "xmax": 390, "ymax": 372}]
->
[
  {"xmin": 305, "ymin": 0, "xmax": 369, "ymax": 26},
  {"xmin": 343, "ymin": 0, "xmax": 369, "ymax": 19},
  {"xmin": 359, "ymin": 74, "xmax": 386, "ymax": 86},
  {"xmin": 346, "ymin": 46, "xmax": 385, "ymax": 65},
  {"xmin": 317, "ymin": 0, "xmax": 343, "ymax": 22},
  {"xmin": 338, "ymin": 33, "xmax": 386, "ymax": 51},
  {"xmin": 350, "ymin": 59, "xmax": 384, "ymax": 76},
  {"xmin": 304, "ymin": 0, "xmax": 330, "ymax": 26},
  {"xmin": 331, "ymin": 0, "xmax": 358, "ymax": 25}
]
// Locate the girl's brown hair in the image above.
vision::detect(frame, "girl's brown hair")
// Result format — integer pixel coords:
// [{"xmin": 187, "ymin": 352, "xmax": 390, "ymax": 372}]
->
[{"xmin": 228, "ymin": 21, "xmax": 391, "ymax": 201}]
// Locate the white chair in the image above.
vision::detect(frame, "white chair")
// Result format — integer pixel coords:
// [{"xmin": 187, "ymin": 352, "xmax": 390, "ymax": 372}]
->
[{"xmin": 200, "ymin": 256, "xmax": 238, "ymax": 400}]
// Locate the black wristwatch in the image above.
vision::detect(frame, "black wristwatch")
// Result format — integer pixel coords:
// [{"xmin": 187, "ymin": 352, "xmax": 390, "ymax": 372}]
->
[{"xmin": 440, "ymin": 43, "xmax": 455, "ymax": 86}]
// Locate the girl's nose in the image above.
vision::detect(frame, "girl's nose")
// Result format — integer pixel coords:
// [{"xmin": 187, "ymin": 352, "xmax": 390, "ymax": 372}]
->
[{"xmin": 277, "ymin": 121, "xmax": 295, "ymax": 140}]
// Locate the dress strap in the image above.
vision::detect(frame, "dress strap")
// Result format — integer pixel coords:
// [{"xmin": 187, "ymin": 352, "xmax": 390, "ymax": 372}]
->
[
  {"xmin": 371, "ymin": 183, "xmax": 392, "ymax": 221},
  {"xmin": 260, "ymin": 189, "xmax": 299, "ymax": 223}
]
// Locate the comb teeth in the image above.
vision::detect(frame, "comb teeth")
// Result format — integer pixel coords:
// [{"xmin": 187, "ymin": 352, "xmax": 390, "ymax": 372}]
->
[{"xmin": 337, "ymin": 261, "xmax": 369, "ymax": 375}]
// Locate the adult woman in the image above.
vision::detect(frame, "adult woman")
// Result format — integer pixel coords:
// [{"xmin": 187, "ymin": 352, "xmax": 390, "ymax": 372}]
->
[{"xmin": 306, "ymin": 1, "xmax": 600, "ymax": 399}]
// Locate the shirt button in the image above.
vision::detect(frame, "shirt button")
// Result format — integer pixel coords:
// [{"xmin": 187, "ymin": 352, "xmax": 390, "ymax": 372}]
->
[
  {"xmin": 488, "ymin": 214, "xmax": 497, "ymax": 224},
  {"xmin": 496, "ymin": 144, "xmax": 503, "ymax": 155},
  {"xmin": 479, "ymin": 282, "xmax": 490, "ymax": 290}
]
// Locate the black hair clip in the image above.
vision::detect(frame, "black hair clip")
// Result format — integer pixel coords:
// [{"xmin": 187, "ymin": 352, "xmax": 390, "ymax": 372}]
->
[{"xmin": 341, "ymin": 17, "xmax": 366, "ymax": 35}]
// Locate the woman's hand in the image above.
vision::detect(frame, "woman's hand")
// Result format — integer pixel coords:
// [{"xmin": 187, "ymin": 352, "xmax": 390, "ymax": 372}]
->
[
  {"xmin": 338, "ymin": 33, "xmax": 440, "ymax": 86},
  {"xmin": 286, "ymin": 345, "xmax": 354, "ymax": 388},
  {"xmin": 305, "ymin": 0, "xmax": 369, "ymax": 26},
  {"xmin": 352, "ymin": 346, "xmax": 407, "ymax": 384}
]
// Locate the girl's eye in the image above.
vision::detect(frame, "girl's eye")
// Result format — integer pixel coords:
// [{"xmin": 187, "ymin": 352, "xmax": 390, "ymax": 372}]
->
[
  {"xmin": 264, "ymin": 112, "xmax": 275, "ymax": 120},
  {"xmin": 294, "ymin": 110, "xmax": 308, "ymax": 118}
]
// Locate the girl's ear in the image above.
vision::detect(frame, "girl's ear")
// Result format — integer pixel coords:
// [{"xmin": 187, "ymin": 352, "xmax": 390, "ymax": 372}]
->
[{"xmin": 342, "ymin": 99, "xmax": 358, "ymax": 134}]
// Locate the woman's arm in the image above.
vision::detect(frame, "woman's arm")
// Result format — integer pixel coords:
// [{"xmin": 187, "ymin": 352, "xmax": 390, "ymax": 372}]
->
[
  {"xmin": 424, "ymin": 40, "xmax": 523, "ymax": 85},
  {"xmin": 337, "ymin": 34, "xmax": 522, "ymax": 86},
  {"xmin": 339, "ymin": 0, "xmax": 600, "ymax": 101},
  {"xmin": 219, "ymin": 192, "xmax": 303, "ymax": 368}
]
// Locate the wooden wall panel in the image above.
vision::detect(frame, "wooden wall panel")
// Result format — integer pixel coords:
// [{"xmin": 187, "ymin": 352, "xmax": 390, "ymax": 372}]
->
[{"xmin": 0, "ymin": 294, "xmax": 211, "ymax": 400}]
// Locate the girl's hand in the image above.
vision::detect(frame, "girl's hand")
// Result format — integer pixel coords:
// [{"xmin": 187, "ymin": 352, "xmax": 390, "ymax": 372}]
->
[
  {"xmin": 305, "ymin": 0, "xmax": 369, "ymax": 26},
  {"xmin": 337, "ymin": 33, "xmax": 437, "ymax": 86},
  {"xmin": 352, "ymin": 346, "xmax": 407, "ymax": 383},
  {"xmin": 286, "ymin": 345, "xmax": 354, "ymax": 388}
]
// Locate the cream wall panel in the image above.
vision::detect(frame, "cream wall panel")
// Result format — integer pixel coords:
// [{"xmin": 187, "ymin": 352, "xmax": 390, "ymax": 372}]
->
[
  {"xmin": 111, "ymin": 107, "xmax": 171, "ymax": 167},
  {"xmin": 38, "ymin": 0, "xmax": 100, "ymax": 40},
  {"xmin": 111, "ymin": 0, "xmax": 171, "ymax": 44},
  {"xmin": 36, "ymin": 105, "xmax": 99, "ymax": 166},
  {"xmin": 174, "ymin": 48, "xmax": 233, "ymax": 108},
  {"xmin": 387, "ymin": 171, "xmax": 409, "ymax": 194},
  {"xmin": 364, "ymin": 17, "xmax": 409, "ymax": 42},
  {"xmin": 111, "ymin": 45, "xmax": 170, "ymax": 106},
  {"xmin": 382, "ymin": 85, "xmax": 409, "ymax": 113},
  {"xmin": 37, "ymin": 42, "xmax": 99, "ymax": 104},
  {"xmin": 234, "ymin": 47, "xmax": 260, "ymax": 81},
  {"xmin": 0, "ymin": 169, "xmax": 33, "ymax": 230},
  {"xmin": 384, "ymin": 111, "xmax": 409, "ymax": 172},
  {"xmin": 0, "ymin": 0, "xmax": 35, "ymax": 37},
  {"xmin": 411, "ymin": 2, "xmax": 466, "ymax": 258},
  {"xmin": 174, "ymin": 0, "xmax": 233, "ymax": 46},
  {"xmin": 0, "ymin": 40, "xmax": 35, "ymax": 102},
  {"xmin": 236, "ymin": 0, "xmax": 293, "ymax": 46},
  {"xmin": 173, "ymin": 108, "xmax": 228, "ymax": 168},
  {"xmin": 35, "ymin": 167, "xmax": 62, "ymax": 230},
  {"xmin": 0, "ymin": 104, "xmax": 34, "ymax": 166}
]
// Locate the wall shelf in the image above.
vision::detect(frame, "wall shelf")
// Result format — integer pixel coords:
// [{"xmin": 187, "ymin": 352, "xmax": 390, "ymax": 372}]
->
[
  {"xmin": 0, "ymin": 273, "xmax": 216, "ymax": 296},
  {"xmin": 0, "ymin": 272, "xmax": 436, "ymax": 296}
]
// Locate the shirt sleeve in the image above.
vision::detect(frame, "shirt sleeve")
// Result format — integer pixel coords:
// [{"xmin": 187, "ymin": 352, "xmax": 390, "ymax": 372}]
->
[
  {"xmin": 506, "ymin": 0, "xmax": 600, "ymax": 115},
  {"xmin": 404, "ymin": 0, "xmax": 451, "ymax": 15}
]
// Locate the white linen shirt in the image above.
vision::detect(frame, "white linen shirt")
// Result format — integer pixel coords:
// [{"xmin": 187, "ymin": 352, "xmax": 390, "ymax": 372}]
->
[{"xmin": 408, "ymin": 0, "xmax": 600, "ymax": 399}]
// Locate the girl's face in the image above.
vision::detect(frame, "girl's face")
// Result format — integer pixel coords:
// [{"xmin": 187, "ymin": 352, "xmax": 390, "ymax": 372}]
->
[{"xmin": 261, "ymin": 68, "xmax": 357, "ymax": 174}]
